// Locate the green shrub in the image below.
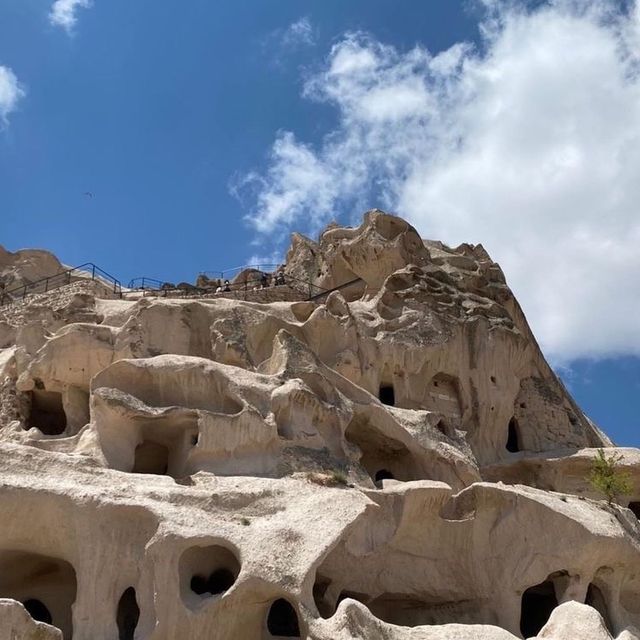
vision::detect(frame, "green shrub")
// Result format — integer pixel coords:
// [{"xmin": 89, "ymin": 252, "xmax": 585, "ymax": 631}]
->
[
  {"xmin": 330, "ymin": 469, "xmax": 348, "ymax": 486},
  {"xmin": 589, "ymin": 449, "xmax": 633, "ymax": 505}
]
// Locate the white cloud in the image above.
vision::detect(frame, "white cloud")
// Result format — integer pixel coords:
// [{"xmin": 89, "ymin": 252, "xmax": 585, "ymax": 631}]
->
[
  {"xmin": 49, "ymin": 0, "xmax": 91, "ymax": 33},
  {"xmin": 237, "ymin": 0, "xmax": 640, "ymax": 363},
  {"xmin": 0, "ymin": 65, "xmax": 25, "ymax": 126},
  {"xmin": 282, "ymin": 17, "xmax": 316, "ymax": 48}
]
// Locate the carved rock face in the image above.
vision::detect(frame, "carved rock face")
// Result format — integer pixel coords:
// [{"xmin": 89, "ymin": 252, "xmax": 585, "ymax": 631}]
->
[{"xmin": 0, "ymin": 213, "xmax": 635, "ymax": 640}]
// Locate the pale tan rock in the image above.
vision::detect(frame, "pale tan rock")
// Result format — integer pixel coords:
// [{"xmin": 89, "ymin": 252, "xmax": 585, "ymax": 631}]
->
[{"xmin": 0, "ymin": 213, "xmax": 638, "ymax": 640}]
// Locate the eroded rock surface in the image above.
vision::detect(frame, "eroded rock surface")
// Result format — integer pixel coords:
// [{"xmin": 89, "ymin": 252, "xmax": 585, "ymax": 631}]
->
[{"xmin": 0, "ymin": 210, "xmax": 636, "ymax": 639}]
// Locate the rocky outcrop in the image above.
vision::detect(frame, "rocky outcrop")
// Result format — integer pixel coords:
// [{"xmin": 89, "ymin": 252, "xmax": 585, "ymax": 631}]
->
[{"xmin": 0, "ymin": 211, "xmax": 635, "ymax": 639}]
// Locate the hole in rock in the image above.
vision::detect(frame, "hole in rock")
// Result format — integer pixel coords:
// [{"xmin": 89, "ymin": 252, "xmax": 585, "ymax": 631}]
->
[
  {"xmin": 26, "ymin": 390, "xmax": 67, "ymax": 435},
  {"xmin": 313, "ymin": 579, "xmax": 332, "ymax": 618},
  {"xmin": 629, "ymin": 502, "xmax": 640, "ymax": 519},
  {"xmin": 345, "ymin": 416, "xmax": 419, "ymax": 485},
  {"xmin": 0, "ymin": 551, "xmax": 77, "ymax": 639},
  {"xmin": 379, "ymin": 385, "xmax": 395, "ymax": 407},
  {"xmin": 520, "ymin": 580, "xmax": 558, "ymax": 638},
  {"xmin": 266, "ymin": 598, "xmax": 300, "ymax": 637},
  {"xmin": 23, "ymin": 599, "xmax": 52, "ymax": 625},
  {"xmin": 117, "ymin": 587, "xmax": 140, "ymax": 640},
  {"xmin": 435, "ymin": 420, "xmax": 447, "ymax": 435},
  {"xmin": 133, "ymin": 441, "xmax": 169, "ymax": 475},
  {"xmin": 180, "ymin": 544, "xmax": 240, "ymax": 606},
  {"xmin": 586, "ymin": 583, "xmax": 613, "ymax": 634},
  {"xmin": 506, "ymin": 417, "xmax": 521, "ymax": 453},
  {"xmin": 491, "ymin": 376, "xmax": 496, "ymax": 384},
  {"xmin": 375, "ymin": 469, "xmax": 395, "ymax": 485}
]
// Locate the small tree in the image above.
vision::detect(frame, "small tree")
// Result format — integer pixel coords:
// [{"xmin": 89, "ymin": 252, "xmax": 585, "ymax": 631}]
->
[{"xmin": 589, "ymin": 448, "xmax": 633, "ymax": 505}]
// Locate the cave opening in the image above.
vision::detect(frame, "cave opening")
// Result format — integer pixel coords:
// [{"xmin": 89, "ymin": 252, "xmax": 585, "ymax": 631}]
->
[
  {"xmin": 266, "ymin": 598, "xmax": 300, "ymax": 637},
  {"xmin": 628, "ymin": 502, "xmax": 640, "ymax": 519},
  {"xmin": 117, "ymin": 587, "xmax": 140, "ymax": 640},
  {"xmin": 374, "ymin": 469, "xmax": 395, "ymax": 486},
  {"xmin": 26, "ymin": 389, "xmax": 67, "ymax": 436},
  {"xmin": 0, "ymin": 551, "xmax": 77, "ymax": 639},
  {"xmin": 379, "ymin": 385, "xmax": 395, "ymax": 407},
  {"xmin": 23, "ymin": 599, "xmax": 52, "ymax": 625},
  {"xmin": 506, "ymin": 417, "xmax": 521, "ymax": 453},
  {"xmin": 520, "ymin": 580, "xmax": 558, "ymax": 638},
  {"xmin": 180, "ymin": 544, "xmax": 241, "ymax": 607},
  {"xmin": 586, "ymin": 583, "xmax": 613, "ymax": 634},
  {"xmin": 132, "ymin": 441, "xmax": 169, "ymax": 475}
]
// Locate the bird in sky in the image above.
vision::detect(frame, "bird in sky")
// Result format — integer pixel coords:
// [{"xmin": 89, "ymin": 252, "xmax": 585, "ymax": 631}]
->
[{"xmin": 83, "ymin": 192, "xmax": 93, "ymax": 198}]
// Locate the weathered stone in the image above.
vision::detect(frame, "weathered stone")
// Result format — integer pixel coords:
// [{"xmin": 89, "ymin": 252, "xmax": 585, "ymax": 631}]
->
[{"xmin": 0, "ymin": 212, "xmax": 636, "ymax": 639}]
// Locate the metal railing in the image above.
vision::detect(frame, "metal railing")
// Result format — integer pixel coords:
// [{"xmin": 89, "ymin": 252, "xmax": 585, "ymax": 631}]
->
[
  {"xmin": 0, "ymin": 263, "xmax": 122, "ymax": 307},
  {"xmin": 308, "ymin": 277, "xmax": 364, "ymax": 302},
  {"xmin": 127, "ymin": 267, "xmax": 330, "ymax": 301}
]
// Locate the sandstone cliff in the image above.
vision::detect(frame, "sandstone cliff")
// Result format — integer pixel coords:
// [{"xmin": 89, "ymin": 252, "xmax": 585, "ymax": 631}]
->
[{"xmin": 0, "ymin": 211, "xmax": 635, "ymax": 640}]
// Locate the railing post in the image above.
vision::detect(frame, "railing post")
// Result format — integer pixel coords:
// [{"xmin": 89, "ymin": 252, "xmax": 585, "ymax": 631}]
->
[
  {"xmin": 92, "ymin": 265, "xmax": 96, "ymax": 280},
  {"xmin": 44, "ymin": 278, "xmax": 49, "ymax": 293}
]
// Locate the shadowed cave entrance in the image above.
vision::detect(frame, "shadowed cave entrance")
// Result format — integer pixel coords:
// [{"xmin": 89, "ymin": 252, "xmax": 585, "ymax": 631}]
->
[
  {"xmin": 179, "ymin": 544, "xmax": 241, "ymax": 608},
  {"xmin": 132, "ymin": 441, "xmax": 169, "ymax": 475},
  {"xmin": 117, "ymin": 587, "xmax": 140, "ymax": 640},
  {"xmin": 345, "ymin": 416, "xmax": 420, "ymax": 486},
  {"xmin": 266, "ymin": 598, "xmax": 301, "ymax": 637},
  {"xmin": 506, "ymin": 417, "xmax": 521, "ymax": 453},
  {"xmin": 628, "ymin": 502, "xmax": 640, "ymax": 519},
  {"xmin": 520, "ymin": 580, "xmax": 558, "ymax": 638},
  {"xmin": 24, "ymin": 598, "xmax": 52, "ymax": 625},
  {"xmin": 379, "ymin": 385, "xmax": 395, "ymax": 407},
  {"xmin": 26, "ymin": 389, "xmax": 67, "ymax": 435},
  {"xmin": 0, "ymin": 551, "xmax": 77, "ymax": 639},
  {"xmin": 586, "ymin": 583, "xmax": 613, "ymax": 634}
]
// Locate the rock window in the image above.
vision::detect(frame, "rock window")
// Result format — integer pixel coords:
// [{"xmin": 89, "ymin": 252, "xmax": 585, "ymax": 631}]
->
[
  {"xmin": 374, "ymin": 469, "xmax": 395, "ymax": 485},
  {"xmin": 379, "ymin": 385, "xmax": 395, "ymax": 407},
  {"xmin": 179, "ymin": 544, "xmax": 241, "ymax": 609},
  {"xmin": 586, "ymin": 583, "xmax": 612, "ymax": 634},
  {"xmin": 26, "ymin": 389, "xmax": 67, "ymax": 435},
  {"xmin": 23, "ymin": 599, "xmax": 52, "ymax": 625},
  {"xmin": 117, "ymin": 587, "xmax": 140, "ymax": 640},
  {"xmin": 628, "ymin": 502, "xmax": 640, "ymax": 519},
  {"xmin": 0, "ymin": 551, "xmax": 77, "ymax": 640},
  {"xmin": 520, "ymin": 580, "xmax": 558, "ymax": 638},
  {"xmin": 191, "ymin": 569, "xmax": 235, "ymax": 596},
  {"xmin": 266, "ymin": 598, "xmax": 300, "ymax": 637},
  {"xmin": 132, "ymin": 441, "xmax": 169, "ymax": 475},
  {"xmin": 506, "ymin": 417, "xmax": 521, "ymax": 453}
]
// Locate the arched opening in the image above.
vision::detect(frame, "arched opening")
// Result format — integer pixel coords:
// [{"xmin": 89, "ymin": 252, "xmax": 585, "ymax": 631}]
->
[
  {"xmin": 206, "ymin": 569, "xmax": 236, "ymax": 594},
  {"xmin": 379, "ymin": 385, "xmax": 395, "ymax": 407},
  {"xmin": 506, "ymin": 417, "xmax": 521, "ymax": 453},
  {"xmin": 628, "ymin": 502, "xmax": 640, "ymax": 519},
  {"xmin": 345, "ymin": 416, "xmax": 419, "ymax": 485},
  {"xmin": 23, "ymin": 599, "xmax": 52, "ymax": 625},
  {"xmin": 0, "ymin": 551, "xmax": 77, "ymax": 639},
  {"xmin": 374, "ymin": 469, "xmax": 394, "ymax": 486},
  {"xmin": 26, "ymin": 389, "xmax": 67, "ymax": 435},
  {"xmin": 179, "ymin": 544, "xmax": 241, "ymax": 608},
  {"xmin": 132, "ymin": 441, "xmax": 169, "ymax": 475},
  {"xmin": 117, "ymin": 587, "xmax": 140, "ymax": 640},
  {"xmin": 586, "ymin": 583, "xmax": 613, "ymax": 634},
  {"xmin": 267, "ymin": 598, "xmax": 300, "ymax": 637},
  {"xmin": 520, "ymin": 580, "xmax": 558, "ymax": 638}
]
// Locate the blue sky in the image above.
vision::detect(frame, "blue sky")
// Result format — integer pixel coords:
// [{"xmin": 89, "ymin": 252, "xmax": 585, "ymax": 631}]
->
[{"xmin": 1, "ymin": 0, "xmax": 639, "ymax": 446}]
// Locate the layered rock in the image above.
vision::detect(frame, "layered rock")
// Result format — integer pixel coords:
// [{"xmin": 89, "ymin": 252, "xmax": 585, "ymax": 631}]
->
[{"xmin": 0, "ymin": 211, "xmax": 636, "ymax": 640}]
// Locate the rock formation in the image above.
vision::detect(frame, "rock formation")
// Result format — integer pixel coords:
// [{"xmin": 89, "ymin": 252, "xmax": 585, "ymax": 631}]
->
[{"xmin": 0, "ymin": 210, "xmax": 637, "ymax": 640}]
